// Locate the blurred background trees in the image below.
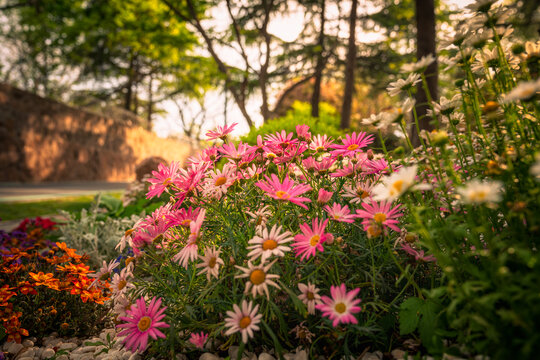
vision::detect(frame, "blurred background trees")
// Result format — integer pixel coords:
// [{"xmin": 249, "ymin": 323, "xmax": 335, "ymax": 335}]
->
[{"xmin": 0, "ymin": 0, "xmax": 538, "ymax": 140}]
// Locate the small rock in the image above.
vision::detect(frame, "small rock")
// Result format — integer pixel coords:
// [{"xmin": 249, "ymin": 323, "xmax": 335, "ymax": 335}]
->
[
  {"xmin": 42, "ymin": 348, "xmax": 56, "ymax": 359},
  {"xmin": 199, "ymin": 354, "xmax": 221, "ymax": 360},
  {"xmin": 43, "ymin": 337, "xmax": 61, "ymax": 347},
  {"xmin": 259, "ymin": 353, "xmax": 276, "ymax": 360},
  {"xmin": 16, "ymin": 347, "xmax": 35, "ymax": 358},
  {"xmin": 71, "ymin": 346, "xmax": 96, "ymax": 354},
  {"xmin": 6, "ymin": 342, "xmax": 24, "ymax": 354},
  {"xmin": 22, "ymin": 339, "xmax": 34, "ymax": 347},
  {"xmin": 362, "ymin": 352, "xmax": 382, "ymax": 360},
  {"xmin": 59, "ymin": 342, "xmax": 78, "ymax": 351},
  {"xmin": 34, "ymin": 347, "xmax": 43, "ymax": 358},
  {"xmin": 391, "ymin": 349, "xmax": 406, "ymax": 360},
  {"xmin": 94, "ymin": 345, "xmax": 107, "ymax": 355},
  {"xmin": 57, "ymin": 355, "xmax": 69, "ymax": 360},
  {"xmin": 128, "ymin": 354, "xmax": 141, "ymax": 360},
  {"xmin": 17, "ymin": 357, "xmax": 33, "ymax": 360},
  {"xmin": 283, "ymin": 350, "xmax": 307, "ymax": 360},
  {"xmin": 176, "ymin": 354, "xmax": 188, "ymax": 360}
]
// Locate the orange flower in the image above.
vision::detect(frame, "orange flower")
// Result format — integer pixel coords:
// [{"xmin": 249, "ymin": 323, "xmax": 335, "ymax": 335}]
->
[
  {"xmin": 56, "ymin": 242, "xmax": 82, "ymax": 261},
  {"xmin": 29, "ymin": 272, "xmax": 60, "ymax": 291},
  {"xmin": 56, "ymin": 262, "xmax": 92, "ymax": 276},
  {"xmin": 0, "ymin": 285, "xmax": 17, "ymax": 306},
  {"xmin": 1, "ymin": 263, "xmax": 25, "ymax": 274},
  {"xmin": 17, "ymin": 281, "xmax": 37, "ymax": 295}
]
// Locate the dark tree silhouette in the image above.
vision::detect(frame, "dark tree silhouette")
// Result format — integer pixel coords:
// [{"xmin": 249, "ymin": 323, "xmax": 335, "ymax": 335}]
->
[
  {"xmin": 340, "ymin": 0, "xmax": 358, "ymax": 129},
  {"xmin": 411, "ymin": 0, "xmax": 438, "ymax": 146}
]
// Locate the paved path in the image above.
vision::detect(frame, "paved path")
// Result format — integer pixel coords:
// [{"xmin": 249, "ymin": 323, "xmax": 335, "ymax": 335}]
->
[{"xmin": 0, "ymin": 181, "xmax": 129, "ymax": 203}]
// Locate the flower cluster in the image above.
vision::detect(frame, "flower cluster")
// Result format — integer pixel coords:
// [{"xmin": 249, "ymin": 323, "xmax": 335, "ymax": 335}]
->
[{"xmin": 0, "ymin": 220, "xmax": 111, "ymax": 341}]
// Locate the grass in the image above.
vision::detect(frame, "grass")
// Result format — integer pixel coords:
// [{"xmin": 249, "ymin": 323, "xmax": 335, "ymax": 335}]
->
[{"xmin": 0, "ymin": 192, "xmax": 123, "ymax": 221}]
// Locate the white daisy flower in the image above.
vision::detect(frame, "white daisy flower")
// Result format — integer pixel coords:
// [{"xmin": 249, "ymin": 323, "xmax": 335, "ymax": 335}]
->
[
  {"xmin": 501, "ymin": 79, "xmax": 540, "ymax": 104},
  {"xmin": 196, "ymin": 246, "xmax": 225, "ymax": 281},
  {"xmin": 372, "ymin": 165, "xmax": 431, "ymax": 202},
  {"xmin": 456, "ymin": 179, "xmax": 503, "ymax": 204},
  {"xmin": 386, "ymin": 73, "xmax": 421, "ymax": 97},
  {"xmin": 89, "ymin": 259, "xmax": 120, "ymax": 289},
  {"xmin": 247, "ymin": 224, "xmax": 293, "ymax": 263},
  {"xmin": 401, "ymin": 54, "xmax": 436, "ymax": 73},
  {"xmin": 110, "ymin": 266, "xmax": 134, "ymax": 297},
  {"xmin": 298, "ymin": 283, "xmax": 322, "ymax": 315},
  {"xmin": 245, "ymin": 205, "xmax": 272, "ymax": 230},
  {"xmin": 224, "ymin": 300, "xmax": 262, "ymax": 344},
  {"xmin": 235, "ymin": 260, "xmax": 280, "ymax": 299}
]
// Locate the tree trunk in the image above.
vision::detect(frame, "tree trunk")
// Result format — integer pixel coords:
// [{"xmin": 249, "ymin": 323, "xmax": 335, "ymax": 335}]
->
[
  {"xmin": 147, "ymin": 74, "xmax": 153, "ymax": 129},
  {"xmin": 311, "ymin": 0, "xmax": 326, "ymax": 118},
  {"xmin": 125, "ymin": 55, "xmax": 134, "ymax": 112},
  {"xmin": 340, "ymin": 0, "xmax": 358, "ymax": 129},
  {"xmin": 411, "ymin": 0, "xmax": 438, "ymax": 147}
]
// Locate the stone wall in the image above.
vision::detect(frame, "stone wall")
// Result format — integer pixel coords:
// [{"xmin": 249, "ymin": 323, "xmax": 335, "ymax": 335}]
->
[{"xmin": 0, "ymin": 83, "xmax": 194, "ymax": 182}]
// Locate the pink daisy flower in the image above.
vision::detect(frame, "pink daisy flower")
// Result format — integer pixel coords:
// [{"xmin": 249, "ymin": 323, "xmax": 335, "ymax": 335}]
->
[
  {"xmin": 218, "ymin": 141, "xmax": 252, "ymax": 161},
  {"xmin": 298, "ymin": 282, "xmax": 322, "ymax": 315},
  {"xmin": 355, "ymin": 200, "xmax": 403, "ymax": 233},
  {"xmin": 313, "ymin": 157, "xmax": 336, "ymax": 174},
  {"xmin": 401, "ymin": 243, "xmax": 436, "ymax": 263},
  {"xmin": 189, "ymin": 331, "xmax": 208, "ymax": 349},
  {"xmin": 292, "ymin": 218, "xmax": 333, "ymax": 261},
  {"xmin": 255, "ymin": 174, "xmax": 312, "ymax": 209},
  {"xmin": 173, "ymin": 209, "xmax": 206, "ymax": 268},
  {"xmin": 330, "ymin": 132, "xmax": 374, "ymax": 158},
  {"xmin": 167, "ymin": 207, "xmax": 201, "ymax": 228},
  {"xmin": 363, "ymin": 158, "xmax": 390, "ymax": 175},
  {"xmin": 117, "ymin": 296, "xmax": 169, "ymax": 353},
  {"xmin": 324, "ymin": 203, "xmax": 357, "ymax": 223},
  {"xmin": 146, "ymin": 162, "xmax": 181, "ymax": 199},
  {"xmin": 205, "ymin": 122, "xmax": 238, "ymax": 141},
  {"xmin": 317, "ymin": 189, "xmax": 334, "ymax": 205},
  {"xmin": 309, "ymin": 134, "xmax": 334, "ymax": 152},
  {"xmin": 224, "ymin": 300, "xmax": 263, "ymax": 344},
  {"xmin": 316, "ymin": 284, "xmax": 362, "ymax": 327},
  {"xmin": 296, "ymin": 124, "xmax": 311, "ymax": 141},
  {"xmin": 265, "ymin": 130, "xmax": 299, "ymax": 150}
]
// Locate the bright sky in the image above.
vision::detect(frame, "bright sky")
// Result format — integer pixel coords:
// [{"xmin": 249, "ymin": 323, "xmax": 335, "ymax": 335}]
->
[{"xmin": 153, "ymin": 0, "xmax": 475, "ymax": 139}]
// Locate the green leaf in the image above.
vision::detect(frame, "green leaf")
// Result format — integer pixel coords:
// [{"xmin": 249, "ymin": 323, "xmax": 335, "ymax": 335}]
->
[{"xmin": 399, "ymin": 297, "xmax": 423, "ymax": 335}]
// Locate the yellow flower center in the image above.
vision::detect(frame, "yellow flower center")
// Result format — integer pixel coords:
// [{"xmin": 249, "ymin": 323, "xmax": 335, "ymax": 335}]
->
[
  {"xmin": 250, "ymin": 269, "xmax": 266, "ymax": 285},
  {"xmin": 137, "ymin": 316, "xmax": 152, "ymax": 332},
  {"xmin": 275, "ymin": 190, "xmax": 290, "ymax": 199},
  {"xmin": 390, "ymin": 179, "xmax": 405, "ymax": 195},
  {"xmin": 162, "ymin": 177, "xmax": 172, "ymax": 186},
  {"xmin": 100, "ymin": 272, "xmax": 110, "ymax": 281},
  {"xmin": 310, "ymin": 235, "xmax": 321, "ymax": 247},
  {"xmin": 316, "ymin": 146, "xmax": 325, "ymax": 152},
  {"xmin": 471, "ymin": 191, "xmax": 487, "ymax": 201},
  {"xmin": 118, "ymin": 280, "xmax": 127, "ymax": 290},
  {"xmin": 367, "ymin": 225, "xmax": 382, "ymax": 238},
  {"xmin": 335, "ymin": 302, "xmax": 347, "ymax": 314},
  {"xmin": 306, "ymin": 291, "xmax": 315, "ymax": 300},
  {"xmin": 373, "ymin": 213, "xmax": 387, "ymax": 223},
  {"xmin": 357, "ymin": 189, "xmax": 370, "ymax": 199},
  {"xmin": 333, "ymin": 215, "xmax": 341, "ymax": 220},
  {"xmin": 208, "ymin": 257, "xmax": 217, "ymax": 268},
  {"xmin": 215, "ymin": 176, "xmax": 227, "ymax": 186},
  {"xmin": 180, "ymin": 219, "xmax": 191, "ymax": 227},
  {"xmin": 347, "ymin": 144, "xmax": 359, "ymax": 151},
  {"xmin": 239, "ymin": 316, "xmax": 251, "ymax": 329},
  {"xmin": 124, "ymin": 229, "xmax": 134, "ymax": 237},
  {"xmin": 262, "ymin": 239, "xmax": 278, "ymax": 250}
]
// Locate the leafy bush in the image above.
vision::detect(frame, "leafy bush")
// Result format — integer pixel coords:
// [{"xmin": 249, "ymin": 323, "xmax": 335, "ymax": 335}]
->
[
  {"xmin": 241, "ymin": 101, "xmax": 345, "ymax": 145},
  {"xmin": 58, "ymin": 195, "xmax": 140, "ymax": 269}
]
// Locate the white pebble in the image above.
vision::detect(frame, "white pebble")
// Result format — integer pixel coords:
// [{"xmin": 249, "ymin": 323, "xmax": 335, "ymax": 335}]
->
[
  {"xmin": 57, "ymin": 355, "xmax": 69, "ymax": 360},
  {"xmin": 59, "ymin": 342, "xmax": 78, "ymax": 351},
  {"xmin": 22, "ymin": 339, "xmax": 34, "ymax": 347},
  {"xmin": 17, "ymin": 357, "xmax": 34, "ymax": 360},
  {"xmin": 41, "ymin": 348, "xmax": 56, "ymax": 359},
  {"xmin": 199, "ymin": 353, "xmax": 221, "ymax": 360},
  {"xmin": 259, "ymin": 353, "xmax": 276, "ymax": 360},
  {"xmin": 6, "ymin": 342, "xmax": 24, "ymax": 354}
]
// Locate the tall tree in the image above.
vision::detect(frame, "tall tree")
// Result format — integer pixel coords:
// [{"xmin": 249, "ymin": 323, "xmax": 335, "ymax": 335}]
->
[
  {"xmin": 411, "ymin": 0, "xmax": 437, "ymax": 146},
  {"xmin": 310, "ymin": 0, "xmax": 326, "ymax": 118},
  {"xmin": 340, "ymin": 0, "xmax": 358, "ymax": 129}
]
